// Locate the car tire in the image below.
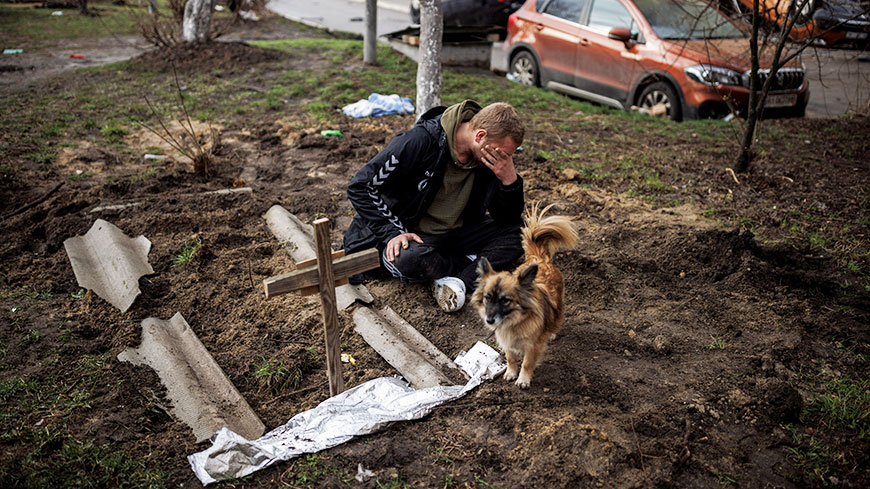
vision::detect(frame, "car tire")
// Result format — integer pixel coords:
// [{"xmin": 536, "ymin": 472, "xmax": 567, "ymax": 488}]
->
[
  {"xmin": 638, "ymin": 81, "xmax": 682, "ymax": 121},
  {"xmin": 510, "ymin": 51, "xmax": 539, "ymax": 87}
]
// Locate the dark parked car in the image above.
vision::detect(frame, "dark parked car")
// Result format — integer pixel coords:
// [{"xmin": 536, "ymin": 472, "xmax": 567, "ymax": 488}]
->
[
  {"xmin": 504, "ymin": 0, "xmax": 810, "ymax": 120},
  {"xmin": 720, "ymin": 0, "xmax": 870, "ymax": 48},
  {"xmin": 410, "ymin": 0, "xmax": 524, "ymax": 27}
]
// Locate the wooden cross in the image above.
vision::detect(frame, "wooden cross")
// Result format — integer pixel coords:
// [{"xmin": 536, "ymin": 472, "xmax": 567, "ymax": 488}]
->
[{"xmin": 263, "ymin": 218, "xmax": 380, "ymax": 396}]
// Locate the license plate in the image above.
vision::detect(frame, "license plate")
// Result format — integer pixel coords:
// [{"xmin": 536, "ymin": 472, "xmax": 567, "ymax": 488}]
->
[
  {"xmin": 846, "ymin": 31, "xmax": 869, "ymax": 39},
  {"xmin": 765, "ymin": 94, "xmax": 797, "ymax": 108}
]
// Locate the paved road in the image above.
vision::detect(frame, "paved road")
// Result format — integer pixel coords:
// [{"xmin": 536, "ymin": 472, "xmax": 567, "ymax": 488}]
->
[
  {"xmin": 266, "ymin": 0, "xmax": 411, "ymax": 37},
  {"xmin": 802, "ymin": 48, "xmax": 870, "ymax": 118},
  {"xmin": 266, "ymin": 0, "xmax": 869, "ymax": 118}
]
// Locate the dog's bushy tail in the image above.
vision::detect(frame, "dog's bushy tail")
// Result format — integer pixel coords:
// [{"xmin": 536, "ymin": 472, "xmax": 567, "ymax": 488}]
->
[{"xmin": 522, "ymin": 202, "xmax": 578, "ymax": 261}]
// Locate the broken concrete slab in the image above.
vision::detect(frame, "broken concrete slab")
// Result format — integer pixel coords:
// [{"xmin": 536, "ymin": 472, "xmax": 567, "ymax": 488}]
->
[
  {"xmin": 118, "ymin": 313, "xmax": 265, "ymax": 443},
  {"xmin": 264, "ymin": 205, "xmax": 373, "ymax": 310},
  {"xmin": 63, "ymin": 219, "xmax": 154, "ymax": 312},
  {"xmin": 353, "ymin": 306, "xmax": 466, "ymax": 389}
]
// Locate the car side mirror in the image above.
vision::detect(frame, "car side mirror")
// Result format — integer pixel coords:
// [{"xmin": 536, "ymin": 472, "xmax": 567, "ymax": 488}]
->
[{"xmin": 608, "ymin": 27, "xmax": 633, "ymax": 47}]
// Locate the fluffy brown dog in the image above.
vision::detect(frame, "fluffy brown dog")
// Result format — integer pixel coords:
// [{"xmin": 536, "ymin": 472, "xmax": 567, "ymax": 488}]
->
[{"xmin": 470, "ymin": 203, "xmax": 578, "ymax": 388}]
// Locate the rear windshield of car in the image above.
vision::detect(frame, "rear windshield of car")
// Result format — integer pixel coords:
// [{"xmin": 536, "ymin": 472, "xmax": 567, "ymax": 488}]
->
[{"xmin": 632, "ymin": 0, "xmax": 746, "ymax": 40}]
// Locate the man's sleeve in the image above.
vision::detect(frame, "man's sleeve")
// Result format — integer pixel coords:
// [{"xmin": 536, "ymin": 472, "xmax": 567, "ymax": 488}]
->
[
  {"xmin": 487, "ymin": 175, "xmax": 524, "ymax": 226},
  {"xmin": 346, "ymin": 129, "xmax": 430, "ymax": 244}
]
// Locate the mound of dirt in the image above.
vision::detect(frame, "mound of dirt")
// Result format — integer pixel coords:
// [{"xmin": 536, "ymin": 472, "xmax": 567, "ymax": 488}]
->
[{"xmin": 131, "ymin": 40, "xmax": 289, "ymax": 73}]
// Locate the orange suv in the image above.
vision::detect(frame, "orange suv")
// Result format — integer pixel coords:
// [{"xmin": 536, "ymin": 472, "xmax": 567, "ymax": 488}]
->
[{"xmin": 504, "ymin": 0, "xmax": 810, "ymax": 120}]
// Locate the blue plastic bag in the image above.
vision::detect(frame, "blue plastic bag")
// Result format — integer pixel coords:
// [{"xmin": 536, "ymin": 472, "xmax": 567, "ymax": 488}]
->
[{"xmin": 342, "ymin": 93, "xmax": 414, "ymax": 118}]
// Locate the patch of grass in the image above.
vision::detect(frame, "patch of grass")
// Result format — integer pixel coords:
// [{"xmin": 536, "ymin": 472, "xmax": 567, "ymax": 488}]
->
[
  {"xmin": 0, "ymin": 432, "xmax": 168, "ymax": 489},
  {"xmin": 785, "ymin": 424, "xmax": 837, "ymax": 486},
  {"xmin": 707, "ymin": 336, "xmax": 727, "ymax": 350},
  {"xmin": 131, "ymin": 168, "xmax": 159, "ymax": 181},
  {"xmin": 804, "ymin": 377, "xmax": 870, "ymax": 439},
  {"xmin": 0, "ymin": 4, "xmax": 143, "ymax": 48},
  {"xmin": 172, "ymin": 237, "xmax": 201, "ymax": 267},
  {"xmin": 68, "ymin": 170, "xmax": 94, "ymax": 182},
  {"xmin": 99, "ymin": 123, "xmax": 130, "ymax": 141},
  {"xmin": 18, "ymin": 329, "xmax": 43, "ymax": 348},
  {"xmin": 285, "ymin": 454, "xmax": 346, "ymax": 488}
]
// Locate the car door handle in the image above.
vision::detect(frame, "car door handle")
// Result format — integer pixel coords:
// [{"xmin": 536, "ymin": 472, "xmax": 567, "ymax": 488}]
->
[{"xmin": 579, "ymin": 38, "xmax": 589, "ymax": 46}]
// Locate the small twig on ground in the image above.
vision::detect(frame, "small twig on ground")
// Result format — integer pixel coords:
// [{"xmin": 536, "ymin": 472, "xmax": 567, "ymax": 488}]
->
[
  {"xmin": 0, "ymin": 182, "xmax": 63, "ymax": 222},
  {"xmin": 726, "ymin": 167, "xmax": 740, "ymax": 185},
  {"xmin": 263, "ymin": 381, "xmax": 328, "ymax": 406},
  {"xmin": 677, "ymin": 417, "xmax": 692, "ymax": 468}
]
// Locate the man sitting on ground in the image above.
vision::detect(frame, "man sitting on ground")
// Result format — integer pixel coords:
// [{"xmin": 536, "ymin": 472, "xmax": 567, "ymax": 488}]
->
[{"xmin": 342, "ymin": 100, "xmax": 526, "ymax": 312}]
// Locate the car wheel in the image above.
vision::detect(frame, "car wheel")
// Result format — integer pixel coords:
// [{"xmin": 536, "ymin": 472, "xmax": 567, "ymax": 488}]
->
[
  {"xmin": 638, "ymin": 81, "xmax": 682, "ymax": 121},
  {"xmin": 510, "ymin": 51, "xmax": 539, "ymax": 87}
]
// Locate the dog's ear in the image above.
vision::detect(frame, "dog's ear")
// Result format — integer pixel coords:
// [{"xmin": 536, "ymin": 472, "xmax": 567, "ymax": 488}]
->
[
  {"xmin": 476, "ymin": 256, "xmax": 493, "ymax": 278},
  {"xmin": 518, "ymin": 264, "xmax": 538, "ymax": 288}
]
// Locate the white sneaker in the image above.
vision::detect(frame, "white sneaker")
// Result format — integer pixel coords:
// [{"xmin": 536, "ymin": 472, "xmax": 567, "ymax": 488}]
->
[{"xmin": 432, "ymin": 276, "xmax": 466, "ymax": 313}]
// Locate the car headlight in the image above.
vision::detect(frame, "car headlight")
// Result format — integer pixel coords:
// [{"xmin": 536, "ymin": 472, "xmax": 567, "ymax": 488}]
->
[{"xmin": 685, "ymin": 65, "xmax": 742, "ymax": 87}]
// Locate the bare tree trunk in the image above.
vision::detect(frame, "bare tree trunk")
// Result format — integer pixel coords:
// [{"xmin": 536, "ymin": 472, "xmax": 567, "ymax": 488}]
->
[
  {"xmin": 416, "ymin": 0, "xmax": 443, "ymax": 117},
  {"xmin": 183, "ymin": 0, "xmax": 216, "ymax": 42},
  {"xmin": 148, "ymin": 0, "xmax": 158, "ymax": 16},
  {"xmin": 735, "ymin": 0, "xmax": 808, "ymax": 172},
  {"xmin": 735, "ymin": 0, "xmax": 763, "ymax": 173},
  {"xmin": 364, "ymin": 0, "xmax": 377, "ymax": 65},
  {"xmin": 78, "ymin": 0, "xmax": 89, "ymax": 15}
]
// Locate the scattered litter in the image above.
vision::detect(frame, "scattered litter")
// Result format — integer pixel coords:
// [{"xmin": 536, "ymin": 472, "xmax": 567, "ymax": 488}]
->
[
  {"xmin": 188, "ymin": 341, "xmax": 505, "ymax": 484},
  {"xmin": 320, "ymin": 130, "xmax": 342, "ymax": 137},
  {"xmin": 355, "ymin": 464, "xmax": 375, "ymax": 482},
  {"xmin": 239, "ymin": 10, "xmax": 258, "ymax": 21},
  {"xmin": 70, "ymin": 54, "xmax": 85, "ymax": 59},
  {"xmin": 51, "ymin": 10, "xmax": 63, "ymax": 15},
  {"xmin": 214, "ymin": 4, "xmax": 224, "ymax": 10},
  {"xmin": 11, "ymin": 307, "xmax": 16, "ymax": 313},
  {"xmin": 144, "ymin": 154, "xmax": 168, "ymax": 160},
  {"xmin": 2, "ymin": 49, "xmax": 23, "ymax": 55},
  {"xmin": 631, "ymin": 103, "xmax": 667, "ymax": 117},
  {"xmin": 341, "ymin": 353, "xmax": 356, "ymax": 365},
  {"xmin": 723, "ymin": 113, "xmax": 736, "ymax": 122},
  {"xmin": 506, "ymin": 73, "xmax": 518, "ymax": 83},
  {"xmin": 342, "ymin": 93, "xmax": 414, "ymax": 118},
  {"xmin": 119, "ymin": 313, "xmax": 265, "ymax": 443},
  {"xmin": 75, "ymin": 169, "xmax": 83, "ymax": 175},
  {"xmin": 63, "ymin": 219, "xmax": 154, "ymax": 312}
]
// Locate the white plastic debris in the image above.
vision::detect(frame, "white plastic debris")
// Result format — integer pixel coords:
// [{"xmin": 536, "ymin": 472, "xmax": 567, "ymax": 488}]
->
[
  {"xmin": 51, "ymin": 11, "xmax": 63, "ymax": 16},
  {"xmin": 188, "ymin": 341, "xmax": 505, "ymax": 484},
  {"xmin": 355, "ymin": 464, "xmax": 375, "ymax": 482},
  {"xmin": 144, "ymin": 154, "xmax": 167, "ymax": 160}
]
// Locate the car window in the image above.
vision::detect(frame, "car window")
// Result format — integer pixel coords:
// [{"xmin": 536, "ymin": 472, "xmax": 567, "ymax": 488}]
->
[
  {"xmin": 587, "ymin": 0, "xmax": 642, "ymax": 40},
  {"xmin": 588, "ymin": 0, "xmax": 632, "ymax": 29},
  {"xmin": 632, "ymin": 0, "xmax": 746, "ymax": 40},
  {"xmin": 541, "ymin": 0, "xmax": 586, "ymax": 23}
]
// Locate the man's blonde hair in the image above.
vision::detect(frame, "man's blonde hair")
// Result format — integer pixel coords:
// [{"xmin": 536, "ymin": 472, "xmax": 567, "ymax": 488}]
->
[{"xmin": 469, "ymin": 102, "xmax": 525, "ymax": 146}]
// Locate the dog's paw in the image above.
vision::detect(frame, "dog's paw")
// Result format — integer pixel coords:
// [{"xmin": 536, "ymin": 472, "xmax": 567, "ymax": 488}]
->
[
  {"xmin": 515, "ymin": 377, "xmax": 530, "ymax": 389},
  {"xmin": 503, "ymin": 369, "xmax": 518, "ymax": 381}
]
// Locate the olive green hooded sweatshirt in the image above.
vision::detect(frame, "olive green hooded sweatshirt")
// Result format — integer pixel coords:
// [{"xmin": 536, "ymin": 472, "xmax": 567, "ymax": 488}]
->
[{"xmin": 416, "ymin": 100, "xmax": 481, "ymax": 234}]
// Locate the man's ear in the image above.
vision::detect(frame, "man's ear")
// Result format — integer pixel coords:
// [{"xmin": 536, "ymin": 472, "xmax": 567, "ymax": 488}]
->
[{"xmin": 474, "ymin": 128, "xmax": 487, "ymax": 144}]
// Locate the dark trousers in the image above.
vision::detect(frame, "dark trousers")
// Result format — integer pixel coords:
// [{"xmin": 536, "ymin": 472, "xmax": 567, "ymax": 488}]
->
[{"xmin": 385, "ymin": 216, "xmax": 523, "ymax": 292}]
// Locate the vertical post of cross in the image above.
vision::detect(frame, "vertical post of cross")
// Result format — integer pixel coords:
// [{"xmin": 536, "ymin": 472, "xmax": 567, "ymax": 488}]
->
[{"xmin": 313, "ymin": 218, "xmax": 344, "ymax": 396}]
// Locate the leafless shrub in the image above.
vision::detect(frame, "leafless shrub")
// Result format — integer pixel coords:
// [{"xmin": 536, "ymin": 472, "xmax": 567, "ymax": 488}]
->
[{"xmin": 137, "ymin": 67, "xmax": 219, "ymax": 178}]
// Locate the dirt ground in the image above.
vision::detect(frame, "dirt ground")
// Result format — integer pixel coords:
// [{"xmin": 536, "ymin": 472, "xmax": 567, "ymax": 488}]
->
[{"xmin": 1, "ymin": 16, "xmax": 868, "ymax": 489}]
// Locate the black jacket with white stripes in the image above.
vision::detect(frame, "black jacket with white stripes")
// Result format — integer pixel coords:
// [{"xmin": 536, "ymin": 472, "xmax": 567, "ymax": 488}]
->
[{"xmin": 341, "ymin": 105, "xmax": 524, "ymax": 257}]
